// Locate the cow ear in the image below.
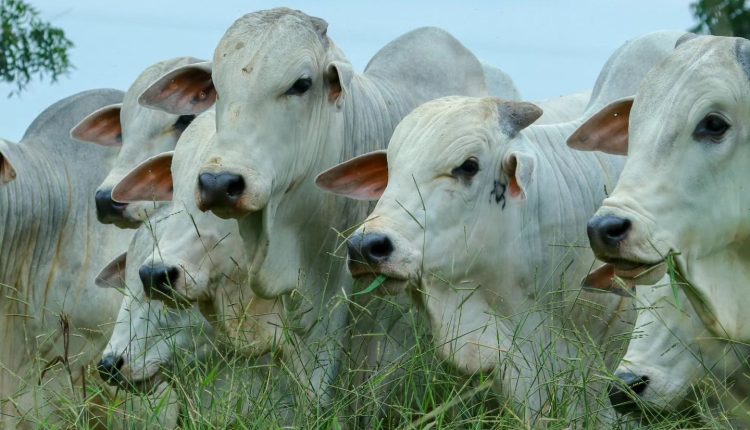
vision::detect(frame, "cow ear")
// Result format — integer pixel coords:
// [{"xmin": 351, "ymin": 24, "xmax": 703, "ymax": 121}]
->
[
  {"xmin": 567, "ymin": 97, "xmax": 633, "ymax": 155},
  {"xmin": 0, "ymin": 149, "xmax": 16, "ymax": 186},
  {"xmin": 139, "ymin": 62, "xmax": 215, "ymax": 115},
  {"xmin": 315, "ymin": 150, "xmax": 388, "ymax": 200},
  {"xmin": 325, "ymin": 61, "xmax": 353, "ymax": 107},
  {"xmin": 112, "ymin": 151, "xmax": 174, "ymax": 202},
  {"xmin": 501, "ymin": 151, "xmax": 535, "ymax": 200},
  {"xmin": 95, "ymin": 251, "xmax": 128, "ymax": 289},
  {"xmin": 496, "ymin": 100, "xmax": 543, "ymax": 138},
  {"xmin": 70, "ymin": 103, "xmax": 123, "ymax": 147}
]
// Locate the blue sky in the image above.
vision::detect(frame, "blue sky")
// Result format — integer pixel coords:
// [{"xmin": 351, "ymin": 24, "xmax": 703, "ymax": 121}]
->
[{"xmin": 2, "ymin": 0, "xmax": 694, "ymax": 141}]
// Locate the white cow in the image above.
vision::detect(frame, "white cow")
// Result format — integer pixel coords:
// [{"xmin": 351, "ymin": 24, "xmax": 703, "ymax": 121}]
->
[
  {"xmin": 568, "ymin": 34, "xmax": 750, "ymax": 342},
  {"xmin": 316, "ymin": 31, "xmax": 684, "ymax": 425},
  {"xmin": 71, "ymin": 57, "xmax": 204, "ymax": 228},
  {"xmin": 110, "ymin": 111, "xmax": 284, "ymax": 357},
  {"xmin": 0, "ymin": 90, "xmax": 133, "ymax": 427},
  {"xmin": 607, "ymin": 279, "xmax": 750, "ymax": 425},
  {"xmin": 137, "ymin": 8, "xmax": 501, "ymax": 405}
]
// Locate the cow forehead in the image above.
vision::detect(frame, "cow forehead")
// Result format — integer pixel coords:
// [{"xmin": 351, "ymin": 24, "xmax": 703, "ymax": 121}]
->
[
  {"xmin": 388, "ymin": 97, "xmax": 498, "ymax": 171},
  {"xmin": 214, "ymin": 12, "xmax": 326, "ymax": 84}
]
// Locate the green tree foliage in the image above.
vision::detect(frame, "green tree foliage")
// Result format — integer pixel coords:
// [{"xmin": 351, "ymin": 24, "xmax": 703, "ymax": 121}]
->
[
  {"xmin": 691, "ymin": 0, "xmax": 750, "ymax": 38},
  {"xmin": 0, "ymin": 0, "xmax": 73, "ymax": 96}
]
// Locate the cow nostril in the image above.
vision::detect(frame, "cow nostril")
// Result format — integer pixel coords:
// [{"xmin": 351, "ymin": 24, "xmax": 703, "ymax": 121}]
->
[
  {"xmin": 608, "ymin": 372, "xmax": 649, "ymax": 414},
  {"xmin": 361, "ymin": 234, "xmax": 393, "ymax": 264},
  {"xmin": 95, "ymin": 189, "xmax": 128, "ymax": 223},
  {"xmin": 139, "ymin": 265, "xmax": 179, "ymax": 297},
  {"xmin": 588, "ymin": 215, "xmax": 632, "ymax": 251},
  {"xmin": 224, "ymin": 174, "xmax": 245, "ymax": 198},
  {"xmin": 97, "ymin": 355, "xmax": 124, "ymax": 385}
]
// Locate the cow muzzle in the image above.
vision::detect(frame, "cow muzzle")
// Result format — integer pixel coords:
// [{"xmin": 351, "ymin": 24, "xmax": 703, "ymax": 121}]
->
[
  {"xmin": 95, "ymin": 188, "xmax": 132, "ymax": 226},
  {"xmin": 608, "ymin": 371, "xmax": 650, "ymax": 415},
  {"xmin": 587, "ymin": 215, "xmax": 632, "ymax": 258},
  {"xmin": 139, "ymin": 263, "xmax": 190, "ymax": 308},
  {"xmin": 196, "ymin": 171, "xmax": 246, "ymax": 215},
  {"xmin": 347, "ymin": 232, "xmax": 394, "ymax": 275},
  {"xmin": 97, "ymin": 354, "xmax": 124, "ymax": 386}
]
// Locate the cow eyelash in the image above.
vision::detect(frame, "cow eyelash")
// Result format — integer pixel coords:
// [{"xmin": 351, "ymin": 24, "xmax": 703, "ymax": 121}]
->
[
  {"xmin": 451, "ymin": 157, "xmax": 480, "ymax": 180},
  {"xmin": 284, "ymin": 77, "xmax": 313, "ymax": 96},
  {"xmin": 693, "ymin": 113, "xmax": 730, "ymax": 143}
]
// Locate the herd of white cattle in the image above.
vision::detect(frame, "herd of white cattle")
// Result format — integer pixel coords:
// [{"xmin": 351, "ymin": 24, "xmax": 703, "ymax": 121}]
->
[{"xmin": 1, "ymin": 7, "xmax": 749, "ymax": 429}]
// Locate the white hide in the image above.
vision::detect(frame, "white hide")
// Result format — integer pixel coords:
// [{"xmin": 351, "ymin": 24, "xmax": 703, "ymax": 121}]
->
[
  {"xmin": 616, "ymin": 279, "xmax": 750, "ymax": 423},
  {"xmin": 0, "ymin": 90, "xmax": 134, "ymax": 427},
  {"xmin": 571, "ymin": 35, "xmax": 750, "ymax": 342}
]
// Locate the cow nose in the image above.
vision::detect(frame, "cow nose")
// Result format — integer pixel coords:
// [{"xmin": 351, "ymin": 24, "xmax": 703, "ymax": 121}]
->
[
  {"xmin": 348, "ymin": 232, "xmax": 394, "ymax": 265},
  {"xmin": 587, "ymin": 215, "xmax": 632, "ymax": 255},
  {"xmin": 608, "ymin": 372, "xmax": 650, "ymax": 414},
  {"xmin": 95, "ymin": 189, "xmax": 128, "ymax": 224},
  {"xmin": 197, "ymin": 172, "xmax": 245, "ymax": 210},
  {"xmin": 97, "ymin": 355, "xmax": 124, "ymax": 385},
  {"xmin": 139, "ymin": 264, "xmax": 180, "ymax": 299}
]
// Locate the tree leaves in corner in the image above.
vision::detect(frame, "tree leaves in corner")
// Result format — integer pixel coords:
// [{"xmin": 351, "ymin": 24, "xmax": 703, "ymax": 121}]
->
[
  {"xmin": 0, "ymin": 0, "xmax": 73, "ymax": 96},
  {"xmin": 691, "ymin": 0, "xmax": 750, "ymax": 38}
]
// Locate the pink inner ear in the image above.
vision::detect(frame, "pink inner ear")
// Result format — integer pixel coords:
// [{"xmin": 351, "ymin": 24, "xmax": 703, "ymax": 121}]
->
[
  {"xmin": 71, "ymin": 106, "xmax": 123, "ymax": 147},
  {"xmin": 504, "ymin": 155, "xmax": 524, "ymax": 199},
  {"xmin": 316, "ymin": 151, "xmax": 388, "ymax": 200},
  {"xmin": 0, "ymin": 153, "xmax": 16, "ymax": 185},
  {"xmin": 140, "ymin": 67, "xmax": 215, "ymax": 115},
  {"xmin": 95, "ymin": 251, "xmax": 127, "ymax": 288},
  {"xmin": 112, "ymin": 155, "xmax": 174, "ymax": 202},
  {"xmin": 567, "ymin": 99, "xmax": 633, "ymax": 155}
]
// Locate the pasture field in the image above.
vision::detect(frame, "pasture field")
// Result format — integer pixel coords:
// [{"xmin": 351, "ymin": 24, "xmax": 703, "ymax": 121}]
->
[{"xmin": 19, "ymin": 275, "xmax": 747, "ymax": 430}]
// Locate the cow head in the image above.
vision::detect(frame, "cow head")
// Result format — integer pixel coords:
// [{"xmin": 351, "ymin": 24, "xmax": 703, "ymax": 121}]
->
[
  {"xmin": 608, "ymin": 279, "xmax": 747, "ymax": 418},
  {"xmin": 71, "ymin": 57, "xmax": 204, "ymax": 229},
  {"xmin": 317, "ymin": 96, "xmax": 543, "ymax": 372},
  {"xmin": 96, "ymin": 250, "xmax": 214, "ymax": 393},
  {"xmin": 568, "ymin": 36, "xmax": 750, "ymax": 340}
]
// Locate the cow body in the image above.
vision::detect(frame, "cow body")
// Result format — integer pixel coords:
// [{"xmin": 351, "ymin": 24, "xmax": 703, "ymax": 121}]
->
[{"xmin": 0, "ymin": 90, "xmax": 133, "ymax": 427}]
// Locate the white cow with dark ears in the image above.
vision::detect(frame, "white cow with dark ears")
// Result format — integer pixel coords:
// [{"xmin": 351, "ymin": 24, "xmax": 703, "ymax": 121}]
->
[
  {"xmin": 316, "ymin": 31, "xmax": 685, "ymax": 425},
  {"xmin": 71, "ymin": 57, "xmax": 204, "ymax": 228},
  {"xmin": 570, "ymin": 34, "xmax": 750, "ymax": 343}
]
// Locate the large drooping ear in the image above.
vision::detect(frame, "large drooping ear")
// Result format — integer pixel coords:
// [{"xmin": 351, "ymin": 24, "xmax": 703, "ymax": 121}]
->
[
  {"xmin": 70, "ymin": 103, "xmax": 123, "ymax": 147},
  {"xmin": 324, "ymin": 61, "xmax": 354, "ymax": 108},
  {"xmin": 0, "ymin": 148, "xmax": 16, "ymax": 186},
  {"xmin": 567, "ymin": 97, "xmax": 633, "ymax": 155},
  {"xmin": 112, "ymin": 151, "xmax": 174, "ymax": 202},
  {"xmin": 138, "ymin": 62, "xmax": 215, "ymax": 115},
  {"xmin": 496, "ymin": 99, "xmax": 543, "ymax": 138},
  {"xmin": 501, "ymin": 150, "xmax": 535, "ymax": 200},
  {"xmin": 95, "ymin": 251, "xmax": 128, "ymax": 289},
  {"xmin": 315, "ymin": 150, "xmax": 388, "ymax": 200}
]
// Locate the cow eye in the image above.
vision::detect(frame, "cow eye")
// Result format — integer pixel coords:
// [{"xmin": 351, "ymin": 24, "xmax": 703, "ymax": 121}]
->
[
  {"xmin": 173, "ymin": 114, "xmax": 196, "ymax": 133},
  {"xmin": 285, "ymin": 77, "xmax": 313, "ymax": 96},
  {"xmin": 694, "ymin": 113, "xmax": 730, "ymax": 142},
  {"xmin": 451, "ymin": 158, "xmax": 480, "ymax": 180}
]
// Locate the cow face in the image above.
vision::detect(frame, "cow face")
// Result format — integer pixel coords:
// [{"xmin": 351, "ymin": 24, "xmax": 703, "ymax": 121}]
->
[
  {"xmin": 182, "ymin": 9, "xmax": 348, "ymax": 219},
  {"xmin": 608, "ymin": 280, "xmax": 747, "ymax": 417},
  {"xmin": 570, "ymin": 36, "xmax": 750, "ymax": 339},
  {"xmin": 71, "ymin": 58, "xmax": 203, "ymax": 229},
  {"xmin": 96, "ymin": 250, "xmax": 213, "ymax": 393}
]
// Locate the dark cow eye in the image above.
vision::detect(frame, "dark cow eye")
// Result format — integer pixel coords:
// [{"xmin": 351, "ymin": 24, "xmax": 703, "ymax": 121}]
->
[
  {"xmin": 173, "ymin": 114, "xmax": 196, "ymax": 133},
  {"xmin": 285, "ymin": 77, "xmax": 313, "ymax": 96},
  {"xmin": 694, "ymin": 113, "xmax": 730, "ymax": 142},
  {"xmin": 451, "ymin": 158, "xmax": 480, "ymax": 180}
]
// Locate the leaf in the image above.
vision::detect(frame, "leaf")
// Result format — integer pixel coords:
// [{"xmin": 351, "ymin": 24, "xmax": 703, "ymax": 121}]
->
[{"xmin": 352, "ymin": 274, "xmax": 387, "ymax": 296}]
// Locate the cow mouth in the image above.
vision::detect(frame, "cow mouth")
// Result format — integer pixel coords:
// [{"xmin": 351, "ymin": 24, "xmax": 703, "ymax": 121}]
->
[
  {"xmin": 113, "ymin": 366, "xmax": 164, "ymax": 394},
  {"xmin": 583, "ymin": 259, "xmax": 666, "ymax": 296}
]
